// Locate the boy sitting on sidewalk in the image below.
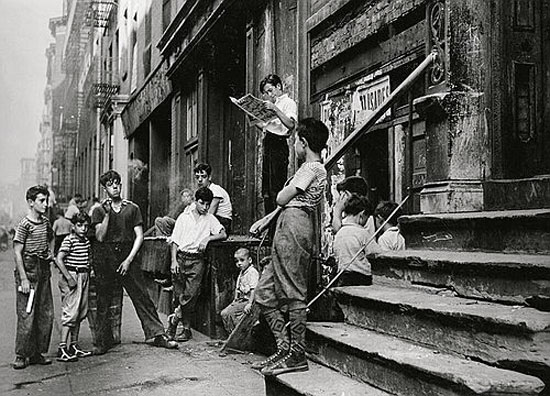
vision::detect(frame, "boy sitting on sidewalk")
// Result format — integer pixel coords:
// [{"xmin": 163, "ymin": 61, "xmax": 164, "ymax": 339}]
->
[
  {"xmin": 167, "ymin": 187, "xmax": 227, "ymax": 341},
  {"xmin": 221, "ymin": 247, "xmax": 259, "ymax": 334},
  {"xmin": 56, "ymin": 212, "xmax": 93, "ymax": 362}
]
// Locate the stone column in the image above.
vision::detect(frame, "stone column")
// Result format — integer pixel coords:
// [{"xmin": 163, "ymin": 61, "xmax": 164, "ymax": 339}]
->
[{"xmin": 415, "ymin": 0, "xmax": 490, "ymax": 213}]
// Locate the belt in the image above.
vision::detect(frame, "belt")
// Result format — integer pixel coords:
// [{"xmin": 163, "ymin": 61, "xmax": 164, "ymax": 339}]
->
[
  {"xmin": 66, "ymin": 265, "xmax": 89, "ymax": 273},
  {"xmin": 177, "ymin": 251, "xmax": 204, "ymax": 259}
]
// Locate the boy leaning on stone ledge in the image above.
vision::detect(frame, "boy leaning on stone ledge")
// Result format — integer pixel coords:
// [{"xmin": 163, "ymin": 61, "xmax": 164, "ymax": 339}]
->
[{"xmin": 167, "ymin": 187, "xmax": 227, "ymax": 342}]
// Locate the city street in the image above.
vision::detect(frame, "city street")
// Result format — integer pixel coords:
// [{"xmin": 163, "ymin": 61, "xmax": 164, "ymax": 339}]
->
[{"xmin": 0, "ymin": 247, "xmax": 265, "ymax": 395}]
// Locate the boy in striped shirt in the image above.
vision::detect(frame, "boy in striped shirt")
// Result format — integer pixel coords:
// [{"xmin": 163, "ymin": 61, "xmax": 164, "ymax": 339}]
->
[
  {"xmin": 56, "ymin": 212, "xmax": 92, "ymax": 361},
  {"xmin": 12, "ymin": 185, "xmax": 75, "ymax": 369}
]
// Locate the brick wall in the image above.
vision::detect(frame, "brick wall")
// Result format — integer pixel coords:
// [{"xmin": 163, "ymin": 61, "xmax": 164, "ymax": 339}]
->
[{"xmin": 311, "ymin": 0, "xmax": 428, "ymax": 69}]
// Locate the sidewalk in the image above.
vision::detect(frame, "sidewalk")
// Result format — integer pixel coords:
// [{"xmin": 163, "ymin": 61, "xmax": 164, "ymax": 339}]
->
[
  {"xmin": 1, "ymin": 328, "xmax": 266, "ymax": 396},
  {"xmin": 0, "ymin": 258, "xmax": 266, "ymax": 396}
]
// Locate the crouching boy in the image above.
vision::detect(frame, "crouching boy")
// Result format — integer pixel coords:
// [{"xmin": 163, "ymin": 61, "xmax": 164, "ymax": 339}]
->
[
  {"xmin": 221, "ymin": 248, "xmax": 259, "ymax": 334},
  {"xmin": 167, "ymin": 187, "xmax": 227, "ymax": 341}
]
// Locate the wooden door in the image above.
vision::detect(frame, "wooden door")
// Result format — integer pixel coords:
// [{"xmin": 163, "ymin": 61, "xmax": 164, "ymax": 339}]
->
[{"xmin": 502, "ymin": 0, "xmax": 550, "ymax": 177}]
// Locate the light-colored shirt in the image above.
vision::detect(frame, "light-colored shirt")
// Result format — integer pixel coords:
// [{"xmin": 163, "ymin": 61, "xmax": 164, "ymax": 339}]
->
[
  {"xmin": 333, "ymin": 221, "xmax": 379, "ymax": 276},
  {"xmin": 169, "ymin": 208, "xmax": 224, "ymax": 253},
  {"xmin": 378, "ymin": 226, "xmax": 406, "ymax": 251},
  {"xmin": 209, "ymin": 182, "xmax": 232, "ymax": 220},
  {"xmin": 64, "ymin": 204, "xmax": 80, "ymax": 220},
  {"xmin": 53, "ymin": 216, "xmax": 72, "ymax": 236},
  {"xmin": 235, "ymin": 265, "xmax": 259, "ymax": 302},
  {"xmin": 263, "ymin": 94, "xmax": 297, "ymax": 137},
  {"xmin": 286, "ymin": 162, "xmax": 327, "ymax": 209}
]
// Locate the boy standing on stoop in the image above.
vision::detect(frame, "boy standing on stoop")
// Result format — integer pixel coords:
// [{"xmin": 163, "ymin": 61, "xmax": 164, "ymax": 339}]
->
[
  {"xmin": 12, "ymin": 185, "xmax": 76, "ymax": 369},
  {"xmin": 252, "ymin": 118, "xmax": 329, "ymax": 376},
  {"xmin": 167, "ymin": 187, "xmax": 227, "ymax": 342},
  {"xmin": 56, "ymin": 212, "xmax": 93, "ymax": 362}
]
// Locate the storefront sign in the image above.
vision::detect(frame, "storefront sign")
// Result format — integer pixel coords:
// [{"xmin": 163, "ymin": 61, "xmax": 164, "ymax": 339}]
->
[
  {"xmin": 121, "ymin": 61, "xmax": 172, "ymax": 136},
  {"xmin": 352, "ymin": 75, "xmax": 391, "ymax": 126}
]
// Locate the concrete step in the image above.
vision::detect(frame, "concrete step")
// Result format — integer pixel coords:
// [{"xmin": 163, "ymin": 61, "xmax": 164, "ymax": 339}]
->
[
  {"xmin": 332, "ymin": 285, "xmax": 550, "ymax": 381},
  {"xmin": 368, "ymin": 249, "xmax": 550, "ymax": 307},
  {"xmin": 399, "ymin": 209, "xmax": 550, "ymax": 254},
  {"xmin": 484, "ymin": 176, "xmax": 550, "ymax": 211},
  {"xmin": 264, "ymin": 360, "xmax": 391, "ymax": 396},
  {"xmin": 307, "ymin": 322, "xmax": 545, "ymax": 396}
]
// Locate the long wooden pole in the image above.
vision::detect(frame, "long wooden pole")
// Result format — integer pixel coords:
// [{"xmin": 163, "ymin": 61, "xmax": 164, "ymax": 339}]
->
[{"xmin": 324, "ymin": 51, "xmax": 436, "ymax": 171}]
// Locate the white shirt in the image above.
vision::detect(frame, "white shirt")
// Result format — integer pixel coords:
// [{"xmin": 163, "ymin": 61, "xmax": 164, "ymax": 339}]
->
[
  {"xmin": 209, "ymin": 182, "xmax": 233, "ymax": 220},
  {"xmin": 263, "ymin": 94, "xmax": 297, "ymax": 137},
  {"xmin": 169, "ymin": 208, "xmax": 224, "ymax": 253},
  {"xmin": 235, "ymin": 265, "xmax": 260, "ymax": 301},
  {"xmin": 333, "ymin": 221, "xmax": 380, "ymax": 276},
  {"xmin": 378, "ymin": 226, "xmax": 406, "ymax": 251}
]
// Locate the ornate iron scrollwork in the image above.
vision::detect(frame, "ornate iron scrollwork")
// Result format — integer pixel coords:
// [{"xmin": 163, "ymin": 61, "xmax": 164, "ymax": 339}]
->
[{"xmin": 428, "ymin": 1, "xmax": 446, "ymax": 87}]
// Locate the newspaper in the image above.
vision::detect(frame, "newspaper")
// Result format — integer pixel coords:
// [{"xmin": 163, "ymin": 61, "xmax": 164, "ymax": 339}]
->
[{"xmin": 230, "ymin": 94, "xmax": 277, "ymax": 124}]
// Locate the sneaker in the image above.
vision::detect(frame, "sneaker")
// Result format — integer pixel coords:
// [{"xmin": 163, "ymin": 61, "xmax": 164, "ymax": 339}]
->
[
  {"xmin": 166, "ymin": 314, "xmax": 178, "ymax": 340},
  {"xmin": 12, "ymin": 355, "xmax": 28, "ymax": 370},
  {"xmin": 261, "ymin": 350, "xmax": 309, "ymax": 376},
  {"xmin": 175, "ymin": 327, "xmax": 192, "ymax": 342},
  {"xmin": 29, "ymin": 353, "xmax": 52, "ymax": 365},
  {"xmin": 152, "ymin": 334, "xmax": 178, "ymax": 349},
  {"xmin": 251, "ymin": 348, "xmax": 287, "ymax": 370},
  {"xmin": 69, "ymin": 344, "xmax": 92, "ymax": 358},
  {"xmin": 57, "ymin": 346, "xmax": 78, "ymax": 362}
]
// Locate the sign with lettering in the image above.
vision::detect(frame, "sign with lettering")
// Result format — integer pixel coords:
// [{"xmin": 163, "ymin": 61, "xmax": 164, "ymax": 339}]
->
[
  {"xmin": 351, "ymin": 75, "xmax": 391, "ymax": 126},
  {"xmin": 121, "ymin": 61, "xmax": 172, "ymax": 137}
]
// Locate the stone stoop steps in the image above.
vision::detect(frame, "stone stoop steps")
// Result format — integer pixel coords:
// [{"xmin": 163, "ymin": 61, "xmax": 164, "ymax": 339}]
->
[
  {"xmin": 332, "ymin": 285, "xmax": 550, "ymax": 381},
  {"xmin": 399, "ymin": 209, "xmax": 550, "ymax": 254},
  {"xmin": 264, "ymin": 209, "xmax": 550, "ymax": 395},
  {"xmin": 368, "ymin": 250, "xmax": 550, "ymax": 306},
  {"xmin": 264, "ymin": 360, "xmax": 393, "ymax": 396},
  {"xmin": 306, "ymin": 322, "xmax": 545, "ymax": 396}
]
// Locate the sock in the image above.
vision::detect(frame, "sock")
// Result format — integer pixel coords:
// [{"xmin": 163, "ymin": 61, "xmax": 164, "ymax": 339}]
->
[
  {"xmin": 261, "ymin": 307, "xmax": 289, "ymax": 352},
  {"xmin": 289, "ymin": 308, "xmax": 307, "ymax": 354}
]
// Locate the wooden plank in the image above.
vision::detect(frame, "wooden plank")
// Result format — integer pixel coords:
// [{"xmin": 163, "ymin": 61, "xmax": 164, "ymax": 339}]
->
[{"xmin": 221, "ymin": 304, "xmax": 260, "ymax": 353}]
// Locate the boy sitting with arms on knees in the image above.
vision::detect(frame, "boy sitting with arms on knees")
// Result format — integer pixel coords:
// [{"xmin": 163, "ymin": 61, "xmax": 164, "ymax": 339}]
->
[
  {"xmin": 221, "ymin": 247, "xmax": 259, "ymax": 335},
  {"xmin": 168, "ymin": 187, "xmax": 227, "ymax": 341},
  {"xmin": 56, "ymin": 212, "xmax": 93, "ymax": 362},
  {"xmin": 374, "ymin": 200, "xmax": 406, "ymax": 251},
  {"xmin": 194, "ymin": 163, "xmax": 233, "ymax": 233},
  {"xmin": 252, "ymin": 118, "xmax": 329, "ymax": 376},
  {"xmin": 333, "ymin": 194, "xmax": 379, "ymax": 286}
]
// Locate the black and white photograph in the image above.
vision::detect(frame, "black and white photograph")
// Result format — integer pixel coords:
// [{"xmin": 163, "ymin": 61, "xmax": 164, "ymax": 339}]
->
[{"xmin": 0, "ymin": 0, "xmax": 549, "ymax": 395}]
